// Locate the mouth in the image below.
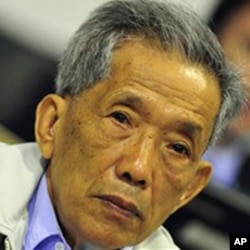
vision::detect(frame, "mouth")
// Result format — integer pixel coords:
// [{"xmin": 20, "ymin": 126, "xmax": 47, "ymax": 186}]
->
[{"xmin": 94, "ymin": 195, "xmax": 142, "ymax": 219}]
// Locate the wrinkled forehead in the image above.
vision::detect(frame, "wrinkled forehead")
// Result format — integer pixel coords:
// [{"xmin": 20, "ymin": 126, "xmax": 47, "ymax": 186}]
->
[
  {"xmin": 115, "ymin": 34, "xmax": 219, "ymax": 78},
  {"xmin": 112, "ymin": 35, "xmax": 220, "ymax": 91}
]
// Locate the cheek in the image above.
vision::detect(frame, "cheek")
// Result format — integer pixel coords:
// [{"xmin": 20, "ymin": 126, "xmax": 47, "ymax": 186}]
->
[
  {"xmin": 145, "ymin": 176, "xmax": 181, "ymax": 230},
  {"xmin": 49, "ymin": 117, "xmax": 98, "ymax": 198},
  {"xmin": 165, "ymin": 167, "xmax": 197, "ymax": 191},
  {"xmin": 150, "ymin": 165, "xmax": 198, "ymax": 220},
  {"xmin": 159, "ymin": 155, "xmax": 198, "ymax": 191},
  {"xmin": 51, "ymin": 113, "xmax": 123, "ymax": 196}
]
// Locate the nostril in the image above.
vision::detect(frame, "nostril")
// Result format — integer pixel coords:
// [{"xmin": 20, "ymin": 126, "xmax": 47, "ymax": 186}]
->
[
  {"xmin": 138, "ymin": 180, "xmax": 146, "ymax": 186},
  {"xmin": 122, "ymin": 172, "xmax": 146, "ymax": 187},
  {"xmin": 122, "ymin": 172, "xmax": 132, "ymax": 182}
]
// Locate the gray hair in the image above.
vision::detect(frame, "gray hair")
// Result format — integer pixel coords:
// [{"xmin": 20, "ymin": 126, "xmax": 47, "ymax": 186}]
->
[{"xmin": 55, "ymin": 0, "xmax": 246, "ymax": 146}]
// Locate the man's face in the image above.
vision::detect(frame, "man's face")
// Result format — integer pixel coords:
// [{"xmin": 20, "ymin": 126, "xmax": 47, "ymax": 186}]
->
[{"xmin": 37, "ymin": 40, "xmax": 220, "ymax": 249}]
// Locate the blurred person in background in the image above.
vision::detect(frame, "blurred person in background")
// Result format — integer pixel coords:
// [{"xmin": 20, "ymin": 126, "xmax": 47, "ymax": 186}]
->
[{"xmin": 204, "ymin": 0, "xmax": 250, "ymax": 194}]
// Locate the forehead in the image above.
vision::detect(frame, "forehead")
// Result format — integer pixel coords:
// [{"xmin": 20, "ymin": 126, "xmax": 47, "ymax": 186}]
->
[
  {"xmin": 90, "ymin": 39, "xmax": 221, "ymax": 147},
  {"xmin": 111, "ymin": 37, "xmax": 215, "ymax": 79},
  {"xmin": 108, "ymin": 39, "xmax": 220, "ymax": 104}
]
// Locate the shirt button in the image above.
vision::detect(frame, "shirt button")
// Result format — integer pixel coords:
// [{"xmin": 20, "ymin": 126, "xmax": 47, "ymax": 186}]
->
[{"xmin": 55, "ymin": 242, "xmax": 65, "ymax": 250}]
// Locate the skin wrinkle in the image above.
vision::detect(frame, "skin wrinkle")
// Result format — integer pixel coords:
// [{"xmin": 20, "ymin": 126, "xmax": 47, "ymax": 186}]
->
[
  {"xmin": 130, "ymin": 73, "xmax": 216, "ymax": 118},
  {"xmin": 102, "ymin": 84, "xmax": 206, "ymax": 131},
  {"xmin": 110, "ymin": 42, "xmax": 218, "ymax": 122},
  {"xmin": 100, "ymin": 89, "xmax": 202, "ymax": 164},
  {"xmin": 102, "ymin": 91, "xmax": 203, "ymax": 141},
  {"xmin": 101, "ymin": 81, "xmax": 209, "ymax": 158},
  {"xmin": 132, "ymin": 72, "xmax": 216, "ymax": 151}
]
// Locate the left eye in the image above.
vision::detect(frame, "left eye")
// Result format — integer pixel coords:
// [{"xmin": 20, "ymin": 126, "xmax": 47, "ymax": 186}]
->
[
  {"xmin": 172, "ymin": 143, "xmax": 189, "ymax": 156},
  {"xmin": 111, "ymin": 111, "xmax": 130, "ymax": 125}
]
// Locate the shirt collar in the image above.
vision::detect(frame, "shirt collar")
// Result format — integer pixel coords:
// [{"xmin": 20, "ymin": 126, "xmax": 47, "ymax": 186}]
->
[{"xmin": 24, "ymin": 174, "xmax": 70, "ymax": 250}]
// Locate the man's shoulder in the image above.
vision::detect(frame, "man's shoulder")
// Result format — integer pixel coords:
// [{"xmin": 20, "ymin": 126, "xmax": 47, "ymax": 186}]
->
[
  {"xmin": 134, "ymin": 226, "xmax": 180, "ymax": 250},
  {"xmin": 0, "ymin": 142, "xmax": 46, "ymax": 237},
  {"xmin": 0, "ymin": 142, "xmax": 45, "ymax": 171}
]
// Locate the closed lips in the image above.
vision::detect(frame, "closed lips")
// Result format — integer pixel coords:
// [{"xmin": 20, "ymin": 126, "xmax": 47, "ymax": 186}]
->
[{"xmin": 95, "ymin": 195, "xmax": 142, "ymax": 218}]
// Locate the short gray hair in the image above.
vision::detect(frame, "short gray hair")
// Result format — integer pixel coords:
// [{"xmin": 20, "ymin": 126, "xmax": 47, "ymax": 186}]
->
[{"xmin": 55, "ymin": 0, "xmax": 246, "ymax": 146}]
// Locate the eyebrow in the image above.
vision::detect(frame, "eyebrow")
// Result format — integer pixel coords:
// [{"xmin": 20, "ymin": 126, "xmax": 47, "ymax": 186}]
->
[
  {"xmin": 176, "ymin": 121, "xmax": 202, "ymax": 138},
  {"xmin": 112, "ymin": 92, "xmax": 144, "ymax": 108},
  {"xmin": 112, "ymin": 92, "xmax": 202, "ymax": 137}
]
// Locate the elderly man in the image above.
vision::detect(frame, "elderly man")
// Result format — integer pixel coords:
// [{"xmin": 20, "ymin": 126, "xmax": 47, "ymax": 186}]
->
[{"xmin": 0, "ymin": 0, "xmax": 245, "ymax": 249}]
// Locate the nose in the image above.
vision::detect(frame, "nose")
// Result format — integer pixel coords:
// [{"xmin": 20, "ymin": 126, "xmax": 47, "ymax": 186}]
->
[{"xmin": 115, "ymin": 135, "xmax": 156, "ymax": 189}]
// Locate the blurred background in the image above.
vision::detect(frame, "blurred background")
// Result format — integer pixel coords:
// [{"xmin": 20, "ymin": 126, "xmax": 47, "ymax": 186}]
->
[{"xmin": 0, "ymin": 0, "xmax": 249, "ymax": 249}]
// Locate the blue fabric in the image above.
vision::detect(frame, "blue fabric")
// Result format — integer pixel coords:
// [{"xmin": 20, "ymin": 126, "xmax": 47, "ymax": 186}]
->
[{"xmin": 24, "ymin": 175, "xmax": 70, "ymax": 250}]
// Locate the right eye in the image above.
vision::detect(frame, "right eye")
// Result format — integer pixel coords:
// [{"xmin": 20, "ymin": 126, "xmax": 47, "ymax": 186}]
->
[
  {"xmin": 171, "ymin": 143, "xmax": 190, "ymax": 157},
  {"xmin": 111, "ymin": 111, "xmax": 130, "ymax": 125}
]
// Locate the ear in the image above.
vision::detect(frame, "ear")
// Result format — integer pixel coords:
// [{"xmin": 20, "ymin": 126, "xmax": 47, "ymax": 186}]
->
[
  {"xmin": 35, "ymin": 94, "xmax": 66, "ymax": 159},
  {"xmin": 174, "ymin": 161, "xmax": 212, "ymax": 213}
]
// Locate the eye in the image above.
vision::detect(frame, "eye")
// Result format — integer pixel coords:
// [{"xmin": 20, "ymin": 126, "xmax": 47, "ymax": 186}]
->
[
  {"xmin": 171, "ymin": 143, "xmax": 189, "ymax": 156},
  {"xmin": 111, "ymin": 111, "xmax": 130, "ymax": 125}
]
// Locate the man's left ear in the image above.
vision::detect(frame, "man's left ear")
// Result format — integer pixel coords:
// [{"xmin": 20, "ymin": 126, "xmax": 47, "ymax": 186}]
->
[{"xmin": 176, "ymin": 161, "xmax": 212, "ymax": 211}]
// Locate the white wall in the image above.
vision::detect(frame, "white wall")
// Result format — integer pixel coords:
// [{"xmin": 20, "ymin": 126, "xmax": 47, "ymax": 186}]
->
[{"xmin": 0, "ymin": 0, "xmax": 220, "ymax": 59}]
